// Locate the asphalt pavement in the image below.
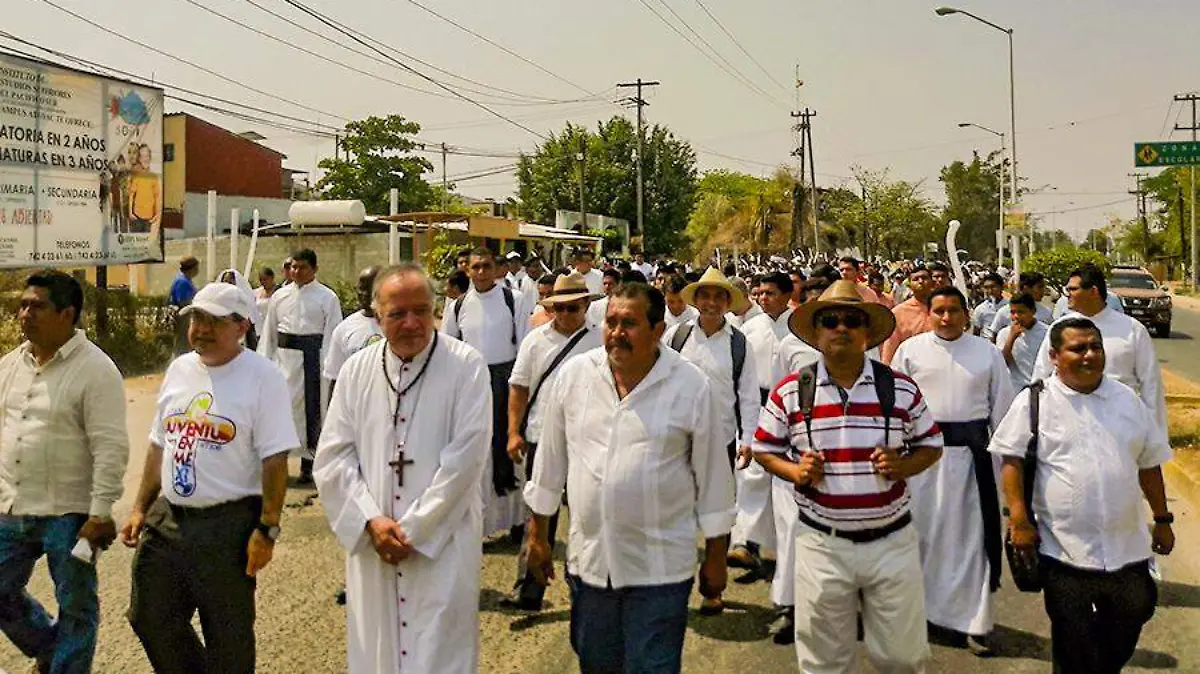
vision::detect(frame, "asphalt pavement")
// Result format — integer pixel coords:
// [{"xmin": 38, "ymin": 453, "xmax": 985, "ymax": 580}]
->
[{"xmin": 1155, "ymin": 300, "xmax": 1200, "ymax": 383}]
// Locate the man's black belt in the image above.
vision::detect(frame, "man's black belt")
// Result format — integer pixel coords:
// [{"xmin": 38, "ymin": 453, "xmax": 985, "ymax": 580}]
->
[
  {"xmin": 797, "ymin": 511, "xmax": 911, "ymax": 544},
  {"xmin": 277, "ymin": 332, "xmax": 324, "ymax": 449},
  {"xmin": 939, "ymin": 418, "xmax": 1002, "ymax": 592}
]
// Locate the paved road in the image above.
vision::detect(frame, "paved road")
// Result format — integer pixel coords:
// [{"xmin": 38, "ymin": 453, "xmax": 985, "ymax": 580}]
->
[{"xmin": 1156, "ymin": 301, "xmax": 1200, "ymax": 383}]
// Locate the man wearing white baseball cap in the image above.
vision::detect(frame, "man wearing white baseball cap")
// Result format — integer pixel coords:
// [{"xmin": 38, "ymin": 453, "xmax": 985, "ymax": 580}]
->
[{"xmin": 121, "ymin": 282, "xmax": 299, "ymax": 674}]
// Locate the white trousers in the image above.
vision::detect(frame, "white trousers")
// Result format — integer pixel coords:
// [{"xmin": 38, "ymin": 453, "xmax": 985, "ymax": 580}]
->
[
  {"xmin": 793, "ymin": 523, "xmax": 930, "ymax": 674},
  {"xmin": 732, "ymin": 459, "xmax": 775, "ymax": 549},
  {"xmin": 770, "ymin": 476, "xmax": 800, "ymax": 607}
]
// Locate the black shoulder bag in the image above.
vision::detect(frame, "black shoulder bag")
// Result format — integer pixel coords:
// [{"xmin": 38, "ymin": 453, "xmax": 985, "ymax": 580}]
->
[{"xmin": 1005, "ymin": 380, "xmax": 1044, "ymax": 593}]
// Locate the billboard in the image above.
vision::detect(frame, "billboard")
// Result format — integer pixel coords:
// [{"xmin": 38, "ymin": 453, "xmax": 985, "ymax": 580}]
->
[{"xmin": 0, "ymin": 52, "xmax": 164, "ymax": 268}]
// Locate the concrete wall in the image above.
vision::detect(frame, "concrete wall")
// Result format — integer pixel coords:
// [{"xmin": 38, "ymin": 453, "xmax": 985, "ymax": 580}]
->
[{"xmin": 176, "ymin": 192, "xmax": 292, "ymax": 239}]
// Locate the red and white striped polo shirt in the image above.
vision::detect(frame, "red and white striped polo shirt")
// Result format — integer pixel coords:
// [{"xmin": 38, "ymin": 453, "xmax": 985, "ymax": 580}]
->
[{"xmin": 753, "ymin": 356, "xmax": 943, "ymax": 531}]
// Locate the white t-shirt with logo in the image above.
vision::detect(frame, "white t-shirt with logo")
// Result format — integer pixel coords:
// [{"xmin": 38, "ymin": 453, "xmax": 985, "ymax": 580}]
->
[
  {"xmin": 322, "ymin": 309, "xmax": 384, "ymax": 380},
  {"xmin": 150, "ymin": 350, "xmax": 299, "ymax": 507}
]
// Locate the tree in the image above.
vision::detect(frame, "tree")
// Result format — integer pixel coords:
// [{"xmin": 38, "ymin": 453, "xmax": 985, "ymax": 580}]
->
[
  {"xmin": 684, "ymin": 169, "xmax": 794, "ymax": 261},
  {"xmin": 516, "ymin": 117, "xmax": 698, "ymax": 255},
  {"xmin": 1022, "ymin": 247, "xmax": 1110, "ymax": 290},
  {"xmin": 821, "ymin": 168, "xmax": 940, "ymax": 260},
  {"xmin": 939, "ymin": 149, "xmax": 1008, "ymax": 262},
  {"xmin": 1083, "ymin": 228, "xmax": 1112, "ymax": 255},
  {"xmin": 316, "ymin": 115, "xmax": 436, "ymax": 215}
]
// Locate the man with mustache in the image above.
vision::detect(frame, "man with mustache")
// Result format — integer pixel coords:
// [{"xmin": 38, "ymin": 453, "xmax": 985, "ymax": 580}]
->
[
  {"xmin": 991, "ymin": 317, "xmax": 1174, "ymax": 673},
  {"xmin": 525, "ymin": 282, "xmax": 734, "ymax": 674}
]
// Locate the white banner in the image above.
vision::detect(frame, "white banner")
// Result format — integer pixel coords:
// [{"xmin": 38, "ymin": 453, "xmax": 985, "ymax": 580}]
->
[{"xmin": 0, "ymin": 52, "xmax": 164, "ymax": 268}]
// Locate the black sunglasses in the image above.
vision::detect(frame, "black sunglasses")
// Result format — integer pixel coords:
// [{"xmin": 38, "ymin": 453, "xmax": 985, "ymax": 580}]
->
[
  {"xmin": 552, "ymin": 304, "xmax": 583, "ymax": 314},
  {"xmin": 817, "ymin": 312, "xmax": 865, "ymax": 330}
]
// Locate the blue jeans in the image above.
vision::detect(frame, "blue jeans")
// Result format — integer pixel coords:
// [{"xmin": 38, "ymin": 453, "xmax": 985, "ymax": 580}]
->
[
  {"xmin": 0, "ymin": 514, "xmax": 98, "ymax": 674},
  {"xmin": 568, "ymin": 575, "xmax": 693, "ymax": 674}
]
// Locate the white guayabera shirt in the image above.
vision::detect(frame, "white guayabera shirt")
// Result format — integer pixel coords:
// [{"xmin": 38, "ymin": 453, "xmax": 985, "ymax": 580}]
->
[{"xmin": 525, "ymin": 347, "xmax": 735, "ymax": 589}]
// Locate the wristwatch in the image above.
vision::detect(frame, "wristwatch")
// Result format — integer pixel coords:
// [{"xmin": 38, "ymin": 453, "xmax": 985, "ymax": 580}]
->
[
  {"xmin": 1153, "ymin": 513, "xmax": 1175, "ymax": 525},
  {"xmin": 255, "ymin": 522, "xmax": 282, "ymax": 541}
]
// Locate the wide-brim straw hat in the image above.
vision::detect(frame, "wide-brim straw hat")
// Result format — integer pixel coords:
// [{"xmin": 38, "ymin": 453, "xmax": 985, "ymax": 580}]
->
[
  {"xmin": 790, "ymin": 280, "xmax": 896, "ymax": 349},
  {"xmin": 680, "ymin": 267, "xmax": 751, "ymax": 314},
  {"xmin": 538, "ymin": 271, "xmax": 602, "ymax": 307}
]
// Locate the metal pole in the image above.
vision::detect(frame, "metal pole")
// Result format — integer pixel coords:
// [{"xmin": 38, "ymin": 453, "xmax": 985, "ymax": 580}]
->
[
  {"xmin": 229, "ymin": 208, "xmax": 240, "ymax": 273},
  {"xmin": 441, "ymin": 143, "xmax": 449, "ymax": 212},
  {"xmin": 999, "ymin": 133, "xmax": 1006, "ymax": 264},
  {"xmin": 806, "ymin": 109, "xmax": 819, "ymax": 256},
  {"xmin": 243, "ymin": 210, "xmax": 259, "ymax": 279},
  {"xmin": 1192, "ymin": 101, "xmax": 1198, "ymax": 287},
  {"xmin": 389, "ymin": 187, "xmax": 399, "ymax": 264},
  {"xmin": 1007, "ymin": 30, "xmax": 1023, "ymax": 252},
  {"xmin": 206, "ymin": 190, "xmax": 217, "ymax": 281},
  {"xmin": 578, "ymin": 131, "xmax": 587, "ymax": 229},
  {"xmin": 635, "ymin": 79, "xmax": 645, "ymax": 237}
]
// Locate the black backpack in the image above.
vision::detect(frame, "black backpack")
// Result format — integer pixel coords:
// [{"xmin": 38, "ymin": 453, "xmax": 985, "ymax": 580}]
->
[
  {"xmin": 453, "ymin": 286, "xmax": 517, "ymax": 345},
  {"xmin": 792, "ymin": 360, "xmax": 897, "ymax": 450}
]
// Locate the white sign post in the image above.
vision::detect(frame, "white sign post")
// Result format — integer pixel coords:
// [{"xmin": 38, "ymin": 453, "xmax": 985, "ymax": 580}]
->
[{"xmin": 0, "ymin": 52, "xmax": 164, "ymax": 267}]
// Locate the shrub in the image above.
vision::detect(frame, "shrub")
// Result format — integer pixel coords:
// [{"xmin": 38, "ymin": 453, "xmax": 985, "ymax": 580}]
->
[{"xmin": 1022, "ymin": 247, "xmax": 1111, "ymax": 290}]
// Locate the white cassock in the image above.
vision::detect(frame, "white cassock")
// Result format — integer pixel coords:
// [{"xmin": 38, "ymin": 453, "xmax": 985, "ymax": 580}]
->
[
  {"xmin": 257, "ymin": 280, "xmax": 342, "ymax": 456},
  {"xmin": 314, "ymin": 334, "xmax": 491, "ymax": 674},
  {"xmin": 729, "ymin": 311, "xmax": 778, "ymax": 556},
  {"xmin": 892, "ymin": 332, "xmax": 1014, "ymax": 636}
]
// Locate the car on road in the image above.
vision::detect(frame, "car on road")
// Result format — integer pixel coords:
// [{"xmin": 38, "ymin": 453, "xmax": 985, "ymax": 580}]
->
[{"xmin": 1109, "ymin": 266, "xmax": 1172, "ymax": 337}]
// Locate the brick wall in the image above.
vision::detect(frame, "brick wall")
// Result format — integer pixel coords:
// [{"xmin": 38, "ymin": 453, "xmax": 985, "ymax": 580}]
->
[{"xmin": 184, "ymin": 115, "xmax": 284, "ymax": 199}]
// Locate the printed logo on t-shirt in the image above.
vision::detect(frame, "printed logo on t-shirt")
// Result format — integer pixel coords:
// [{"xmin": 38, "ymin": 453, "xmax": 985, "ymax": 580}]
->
[
  {"xmin": 162, "ymin": 392, "xmax": 237, "ymax": 497},
  {"xmin": 362, "ymin": 333, "xmax": 383, "ymax": 350}
]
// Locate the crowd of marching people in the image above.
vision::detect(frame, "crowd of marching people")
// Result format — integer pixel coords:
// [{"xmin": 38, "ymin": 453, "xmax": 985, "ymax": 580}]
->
[{"xmin": 0, "ymin": 241, "xmax": 1177, "ymax": 674}]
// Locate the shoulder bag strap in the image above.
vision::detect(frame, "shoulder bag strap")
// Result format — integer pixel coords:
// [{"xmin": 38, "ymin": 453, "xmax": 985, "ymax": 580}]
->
[{"xmin": 518, "ymin": 328, "xmax": 591, "ymax": 437}]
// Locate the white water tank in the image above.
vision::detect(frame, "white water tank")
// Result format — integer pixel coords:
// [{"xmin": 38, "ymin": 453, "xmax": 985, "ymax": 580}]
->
[{"xmin": 288, "ymin": 200, "xmax": 367, "ymax": 227}]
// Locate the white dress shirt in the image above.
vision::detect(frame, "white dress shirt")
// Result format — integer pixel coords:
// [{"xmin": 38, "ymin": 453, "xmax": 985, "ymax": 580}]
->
[
  {"xmin": 985, "ymin": 302, "xmax": 1052, "ymax": 342},
  {"xmin": 0, "ymin": 330, "xmax": 128, "ymax": 518},
  {"xmin": 508, "ymin": 323, "xmax": 602, "ymax": 443},
  {"xmin": 322, "ymin": 310, "xmax": 383, "ymax": 380},
  {"xmin": 1031, "ymin": 308, "xmax": 1166, "ymax": 432},
  {"xmin": 662, "ymin": 319, "xmax": 761, "ymax": 443},
  {"xmin": 1053, "ymin": 293, "xmax": 1124, "ymax": 320},
  {"xmin": 579, "ymin": 268, "xmax": 605, "ymax": 295},
  {"xmin": 586, "ymin": 296, "xmax": 609, "ymax": 329},
  {"xmin": 740, "ymin": 310, "xmax": 785, "ymax": 391},
  {"xmin": 440, "ymin": 283, "xmax": 529, "ymax": 364},
  {"xmin": 972, "ymin": 297, "xmax": 1007, "ymax": 334},
  {"xmin": 995, "ymin": 321, "xmax": 1049, "ymax": 390},
  {"xmin": 988, "ymin": 375, "xmax": 1171, "ymax": 572},
  {"xmin": 525, "ymin": 347, "xmax": 736, "ymax": 589},
  {"xmin": 663, "ymin": 304, "xmax": 699, "ymax": 330}
]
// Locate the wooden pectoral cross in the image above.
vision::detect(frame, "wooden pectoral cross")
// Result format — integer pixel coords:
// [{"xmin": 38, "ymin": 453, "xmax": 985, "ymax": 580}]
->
[{"xmin": 389, "ymin": 448, "xmax": 415, "ymax": 487}]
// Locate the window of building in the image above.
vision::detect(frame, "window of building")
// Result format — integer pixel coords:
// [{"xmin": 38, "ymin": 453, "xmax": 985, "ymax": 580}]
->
[{"xmin": 164, "ymin": 143, "xmax": 175, "ymax": 162}]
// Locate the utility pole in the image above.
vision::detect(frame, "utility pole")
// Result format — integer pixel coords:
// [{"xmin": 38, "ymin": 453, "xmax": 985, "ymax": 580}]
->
[
  {"xmin": 1129, "ymin": 172, "xmax": 1149, "ymax": 264},
  {"xmin": 1174, "ymin": 92, "xmax": 1199, "ymax": 286},
  {"xmin": 790, "ymin": 108, "xmax": 819, "ymax": 253},
  {"xmin": 441, "ymin": 142, "xmax": 448, "ymax": 212},
  {"xmin": 617, "ymin": 78, "xmax": 659, "ymax": 236}
]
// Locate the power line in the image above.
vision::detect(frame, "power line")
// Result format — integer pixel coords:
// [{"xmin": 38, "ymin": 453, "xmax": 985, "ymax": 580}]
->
[
  {"xmin": 279, "ymin": 0, "xmax": 549, "ymax": 140},
  {"xmin": 33, "ymin": 0, "xmax": 349, "ymax": 120},
  {"xmin": 649, "ymin": 0, "xmax": 777, "ymax": 102},
  {"xmin": 388, "ymin": 0, "xmax": 598, "ymax": 98},
  {"xmin": 690, "ymin": 0, "xmax": 786, "ymax": 91},
  {"xmin": 274, "ymin": 0, "xmax": 585, "ymax": 106},
  {"xmin": 0, "ymin": 31, "xmax": 342, "ymax": 135},
  {"xmin": 631, "ymin": 0, "xmax": 786, "ymax": 111}
]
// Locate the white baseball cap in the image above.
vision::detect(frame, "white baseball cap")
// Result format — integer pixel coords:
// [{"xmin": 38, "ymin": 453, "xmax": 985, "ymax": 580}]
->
[{"xmin": 181, "ymin": 283, "xmax": 252, "ymax": 320}]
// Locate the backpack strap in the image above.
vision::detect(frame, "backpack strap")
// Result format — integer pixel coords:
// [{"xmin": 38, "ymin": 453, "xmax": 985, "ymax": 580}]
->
[
  {"xmin": 869, "ymin": 360, "xmax": 896, "ymax": 449},
  {"xmin": 668, "ymin": 322, "xmax": 694, "ymax": 352},
  {"xmin": 453, "ymin": 296, "xmax": 464, "ymax": 340},
  {"xmin": 502, "ymin": 286, "xmax": 517, "ymax": 345},
  {"xmin": 796, "ymin": 363, "xmax": 819, "ymax": 451},
  {"xmin": 1026, "ymin": 380, "xmax": 1044, "ymax": 460},
  {"xmin": 731, "ymin": 327, "xmax": 747, "ymax": 435}
]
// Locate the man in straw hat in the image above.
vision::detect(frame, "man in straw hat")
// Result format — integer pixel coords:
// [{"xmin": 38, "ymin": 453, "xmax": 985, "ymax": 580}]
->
[
  {"xmin": 500, "ymin": 272, "xmax": 602, "ymax": 610},
  {"xmin": 662, "ymin": 267, "xmax": 762, "ymax": 615},
  {"xmin": 753, "ymin": 279, "xmax": 944, "ymax": 672}
]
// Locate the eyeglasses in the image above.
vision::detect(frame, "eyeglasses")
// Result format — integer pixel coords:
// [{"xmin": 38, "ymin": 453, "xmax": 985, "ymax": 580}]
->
[
  {"xmin": 817, "ymin": 312, "xmax": 865, "ymax": 330},
  {"xmin": 553, "ymin": 304, "xmax": 583, "ymax": 314}
]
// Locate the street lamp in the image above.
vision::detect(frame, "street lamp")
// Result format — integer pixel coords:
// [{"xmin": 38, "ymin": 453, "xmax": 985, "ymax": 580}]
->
[
  {"xmin": 958, "ymin": 122, "xmax": 1009, "ymax": 262},
  {"xmin": 936, "ymin": 6, "xmax": 1021, "ymax": 247}
]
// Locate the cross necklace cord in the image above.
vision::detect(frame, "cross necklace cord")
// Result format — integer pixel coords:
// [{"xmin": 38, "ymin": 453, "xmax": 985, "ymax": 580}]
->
[{"xmin": 381, "ymin": 331, "xmax": 438, "ymax": 486}]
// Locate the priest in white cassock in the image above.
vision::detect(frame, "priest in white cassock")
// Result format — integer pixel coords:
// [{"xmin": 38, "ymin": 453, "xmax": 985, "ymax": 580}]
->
[
  {"xmin": 891, "ymin": 286, "xmax": 1014, "ymax": 655},
  {"xmin": 440, "ymin": 247, "xmax": 532, "ymax": 539},
  {"xmin": 257, "ymin": 248, "xmax": 342, "ymax": 483},
  {"xmin": 314, "ymin": 263, "xmax": 491, "ymax": 674}
]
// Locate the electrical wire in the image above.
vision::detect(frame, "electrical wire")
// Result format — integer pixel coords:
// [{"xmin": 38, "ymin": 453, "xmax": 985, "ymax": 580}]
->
[
  {"xmin": 388, "ymin": 0, "xmax": 598, "ymax": 97},
  {"xmin": 279, "ymin": 0, "xmax": 549, "ymax": 140},
  {"xmin": 690, "ymin": 0, "xmax": 786, "ymax": 92},
  {"xmin": 32, "ymin": 0, "xmax": 349, "ymax": 121}
]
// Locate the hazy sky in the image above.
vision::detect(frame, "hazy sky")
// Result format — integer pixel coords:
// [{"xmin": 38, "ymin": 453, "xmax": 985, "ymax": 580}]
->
[{"xmin": 9, "ymin": 0, "xmax": 1200, "ymax": 238}]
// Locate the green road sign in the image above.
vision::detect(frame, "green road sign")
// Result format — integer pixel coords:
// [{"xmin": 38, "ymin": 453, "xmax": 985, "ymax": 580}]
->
[{"xmin": 1135, "ymin": 141, "xmax": 1200, "ymax": 167}]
